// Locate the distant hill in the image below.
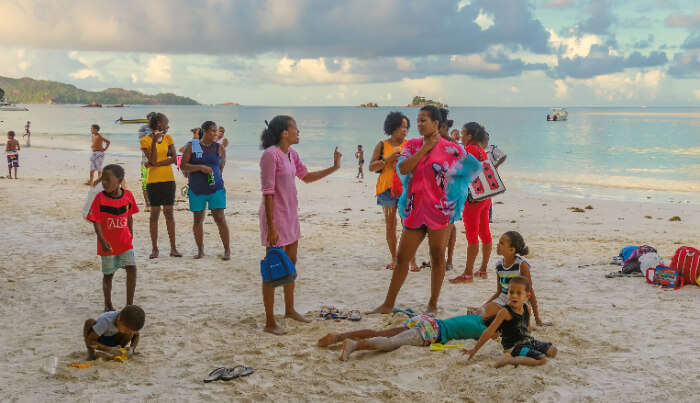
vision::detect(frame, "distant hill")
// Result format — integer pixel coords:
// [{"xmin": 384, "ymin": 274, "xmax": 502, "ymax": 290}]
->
[
  {"xmin": 408, "ymin": 96, "xmax": 447, "ymax": 108},
  {"xmin": 0, "ymin": 76, "xmax": 199, "ymax": 105}
]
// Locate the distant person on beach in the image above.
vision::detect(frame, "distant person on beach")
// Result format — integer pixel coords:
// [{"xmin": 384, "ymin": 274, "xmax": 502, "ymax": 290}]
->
[
  {"xmin": 369, "ymin": 112, "xmax": 418, "ymax": 272},
  {"xmin": 462, "ymin": 276, "xmax": 557, "ymax": 367},
  {"xmin": 216, "ymin": 126, "xmax": 228, "ymax": 169},
  {"xmin": 467, "ymin": 231, "xmax": 546, "ymax": 326},
  {"xmin": 439, "ymin": 108, "xmax": 457, "ymax": 272},
  {"xmin": 181, "ymin": 121, "xmax": 230, "ymax": 260},
  {"xmin": 140, "ymin": 112, "xmax": 182, "ymax": 259},
  {"xmin": 23, "ymin": 121, "xmax": 31, "ymax": 147},
  {"xmin": 318, "ymin": 312, "xmax": 489, "ymax": 361},
  {"xmin": 86, "ymin": 164, "xmax": 139, "ymax": 311},
  {"xmin": 89, "ymin": 124, "xmax": 110, "ymax": 186},
  {"xmin": 259, "ymin": 115, "xmax": 342, "ymax": 335},
  {"xmin": 369, "ymin": 106, "xmax": 482, "ymax": 316},
  {"xmin": 138, "ymin": 112, "xmax": 156, "ymax": 209},
  {"xmin": 450, "ymin": 122, "xmax": 492, "ymax": 284},
  {"xmin": 83, "ymin": 305, "xmax": 145, "ymax": 360},
  {"xmin": 483, "ymin": 131, "xmax": 506, "ymax": 223},
  {"xmin": 355, "ymin": 145, "xmax": 364, "ymax": 179},
  {"xmin": 5, "ymin": 131, "xmax": 20, "ymax": 179}
]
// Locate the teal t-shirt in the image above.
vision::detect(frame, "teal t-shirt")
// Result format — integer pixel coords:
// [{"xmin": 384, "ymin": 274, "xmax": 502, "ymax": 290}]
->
[{"xmin": 436, "ymin": 314, "xmax": 486, "ymax": 343}]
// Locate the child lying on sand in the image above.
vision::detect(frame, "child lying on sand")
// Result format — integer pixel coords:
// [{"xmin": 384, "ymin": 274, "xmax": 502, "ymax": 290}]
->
[{"xmin": 318, "ymin": 313, "xmax": 491, "ymax": 361}]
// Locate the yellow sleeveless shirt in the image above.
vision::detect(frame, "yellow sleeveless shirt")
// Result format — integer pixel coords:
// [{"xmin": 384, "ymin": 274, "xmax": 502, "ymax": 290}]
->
[{"xmin": 375, "ymin": 140, "xmax": 407, "ymax": 196}]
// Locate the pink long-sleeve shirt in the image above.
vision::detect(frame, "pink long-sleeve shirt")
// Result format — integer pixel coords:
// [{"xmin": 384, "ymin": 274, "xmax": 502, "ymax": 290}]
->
[{"xmin": 259, "ymin": 146, "xmax": 309, "ymax": 247}]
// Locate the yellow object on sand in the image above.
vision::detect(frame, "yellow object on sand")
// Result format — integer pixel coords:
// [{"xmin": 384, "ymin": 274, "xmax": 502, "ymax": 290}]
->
[
  {"xmin": 71, "ymin": 363, "xmax": 91, "ymax": 369},
  {"xmin": 114, "ymin": 348, "xmax": 129, "ymax": 362},
  {"xmin": 430, "ymin": 343, "xmax": 465, "ymax": 352}
]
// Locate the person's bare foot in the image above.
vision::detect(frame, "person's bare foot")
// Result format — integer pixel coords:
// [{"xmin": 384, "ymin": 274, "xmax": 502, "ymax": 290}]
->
[
  {"xmin": 149, "ymin": 249, "xmax": 159, "ymax": 259},
  {"xmin": 494, "ymin": 355, "xmax": 515, "ymax": 368},
  {"xmin": 339, "ymin": 339, "xmax": 357, "ymax": 361},
  {"xmin": 170, "ymin": 250, "xmax": 182, "ymax": 257},
  {"xmin": 366, "ymin": 304, "xmax": 393, "ymax": 315},
  {"xmin": 425, "ymin": 304, "xmax": 438, "ymax": 317},
  {"xmin": 318, "ymin": 333, "xmax": 338, "ymax": 347},
  {"xmin": 194, "ymin": 251, "xmax": 204, "ymax": 259},
  {"xmin": 264, "ymin": 323, "xmax": 287, "ymax": 335},
  {"xmin": 221, "ymin": 250, "xmax": 231, "ymax": 261},
  {"xmin": 285, "ymin": 311, "xmax": 311, "ymax": 323}
]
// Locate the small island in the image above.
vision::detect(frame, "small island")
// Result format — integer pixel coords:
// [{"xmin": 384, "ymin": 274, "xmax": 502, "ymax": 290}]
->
[
  {"xmin": 360, "ymin": 102, "xmax": 379, "ymax": 108},
  {"xmin": 408, "ymin": 96, "xmax": 447, "ymax": 108},
  {"xmin": 82, "ymin": 102, "xmax": 102, "ymax": 108},
  {"xmin": 218, "ymin": 102, "xmax": 240, "ymax": 107}
]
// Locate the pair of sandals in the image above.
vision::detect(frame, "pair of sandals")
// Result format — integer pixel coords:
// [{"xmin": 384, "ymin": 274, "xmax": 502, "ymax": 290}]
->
[
  {"xmin": 204, "ymin": 365, "xmax": 254, "ymax": 383},
  {"xmin": 386, "ymin": 263, "xmax": 423, "ymax": 272},
  {"xmin": 319, "ymin": 307, "xmax": 361, "ymax": 321},
  {"xmin": 605, "ymin": 271, "xmax": 643, "ymax": 278},
  {"xmin": 449, "ymin": 270, "xmax": 488, "ymax": 284}
]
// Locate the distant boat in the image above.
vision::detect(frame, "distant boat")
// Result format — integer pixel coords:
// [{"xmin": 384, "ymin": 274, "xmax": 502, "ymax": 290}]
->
[
  {"xmin": 82, "ymin": 102, "xmax": 102, "ymax": 107},
  {"xmin": 546, "ymin": 107, "xmax": 568, "ymax": 121},
  {"xmin": 115, "ymin": 117, "xmax": 148, "ymax": 124},
  {"xmin": 109, "ymin": 104, "xmax": 126, "ymax": 108},
  {"xmin": 0, "ymin": 102, "xmax": 29, "ymax": 111}
]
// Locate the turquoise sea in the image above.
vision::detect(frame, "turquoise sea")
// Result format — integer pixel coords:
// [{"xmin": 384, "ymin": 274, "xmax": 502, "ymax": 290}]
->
[{"xmin": 2, "ymin": 104, "xmax": 699, "ymax": 203}]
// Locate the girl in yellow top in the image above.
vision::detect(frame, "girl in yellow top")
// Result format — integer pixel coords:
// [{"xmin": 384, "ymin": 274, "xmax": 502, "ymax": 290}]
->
[
  {"xmin": 139, "ymin": 112, "xmax": 181, "ymax": 259},
  {"xmin": 369, "ymin": 112, "xmax": 417, "ymax": 272}
]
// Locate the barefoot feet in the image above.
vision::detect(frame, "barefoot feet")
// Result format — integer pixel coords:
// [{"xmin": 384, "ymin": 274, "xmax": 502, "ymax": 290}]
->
[
  {"xmin": 149, "ymin": 249, "xmax": 159, "ymax": 259},
  {"xmin": 170, "ymin": 249, "xmax": 183, "ymax": 258},
  {"xmin": 366, "ymin": 304, "xmax": 393, "ymax": 315},
  {"xmin": 285, "ymin": 311, "xmax": 311, "ymax": 323},
  {"xmin": 194, "ymin": 250, "xmax": 205, "ymax": 259},
  {"xmin": 317, "ymin": 333, "xmax": 338, "ymax": 347},
  {"xmin": 264, "ymin": 323, "xmax": 287, "ymax": 336},
  {"xmin": 221, "ymin": 250, "xmax": 231, "ymax": 261}
]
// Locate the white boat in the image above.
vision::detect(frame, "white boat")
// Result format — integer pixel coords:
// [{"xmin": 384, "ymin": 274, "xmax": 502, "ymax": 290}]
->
[
  {"xmin": 546, "ymin": 107, "xmax": 567, "ymax": 121},
  {"xmin": 0, "ymin": 102, "xmax": 29, "ymax": 111}
]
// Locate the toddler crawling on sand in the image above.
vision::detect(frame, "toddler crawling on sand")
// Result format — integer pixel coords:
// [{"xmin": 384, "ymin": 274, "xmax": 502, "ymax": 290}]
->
[{"xmin": 318, "ymin": 313, "xmax": 489, "ymax": 361}]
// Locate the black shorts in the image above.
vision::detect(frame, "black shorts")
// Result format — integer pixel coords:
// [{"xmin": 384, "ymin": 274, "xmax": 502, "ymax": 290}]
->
[
  {"xmin": 146, "ymin": 181, "xmax": 176, "ymax": 206},
  {"xmin": 510, "ymin": 339, "xmax": 553, "ymax": 360},
  {"xmin": 98, "ymin": 334, "xmax": 121, "ymax": 347}
]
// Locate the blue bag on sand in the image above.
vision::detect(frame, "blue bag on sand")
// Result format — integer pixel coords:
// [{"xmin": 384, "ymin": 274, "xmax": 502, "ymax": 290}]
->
[{"xmin": 260, "ymin": 248, "xmax": 297, "ymax": 287}]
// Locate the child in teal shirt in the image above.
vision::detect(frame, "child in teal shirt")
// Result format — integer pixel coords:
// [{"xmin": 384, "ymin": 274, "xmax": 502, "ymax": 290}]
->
[{"xmin": 318, "ymin": 313, "xmax": 489, "ymax": 361}]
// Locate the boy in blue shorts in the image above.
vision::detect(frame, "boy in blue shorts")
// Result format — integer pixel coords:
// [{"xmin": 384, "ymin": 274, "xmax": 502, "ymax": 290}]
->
[
  {"xmin": 463, "ymin": 276, "xmax": 557, "ymax": 367},
  {"xmin": 83, "ymin": 305, "xmax": 145, "ymax": 360},
  {"xmin": 86, "ymin": 164, "xmax": 139, "ymax": 311},
  {"xmin": 318, "ymin": 313, "xmax": 491, "ymax": 361}
]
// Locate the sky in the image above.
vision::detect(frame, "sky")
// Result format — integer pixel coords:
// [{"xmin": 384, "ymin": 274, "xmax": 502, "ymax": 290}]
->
[{"xmin": 0, "ymin": 0, "xmax": 699, "ymax": 106}]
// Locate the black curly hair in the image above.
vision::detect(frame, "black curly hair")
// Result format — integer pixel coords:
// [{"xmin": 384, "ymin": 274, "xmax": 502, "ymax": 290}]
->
[
  {"xmin": 503, "ymin": 231, "xmax": 529, "ymax": 256},
  {"xmin": 383, "ymin": 111, "xmax": 410, "ymax": 136}
]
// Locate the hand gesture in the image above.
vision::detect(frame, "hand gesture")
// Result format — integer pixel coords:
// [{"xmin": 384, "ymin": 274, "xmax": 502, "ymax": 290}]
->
[
  {"xmin": 386, "ymin": 150, "xmax": 401, "ymax": 163},
  {"xmin": 100, "ymin": 239, "xmax": 113, "ymax": 253},
  {"xmin": 421, "ymin": 132, "xmax": 440, "ymax": 153},
  {"xmin": 267, "ymin": 225, "xmax": 279, "ymax": 247},
  {"xmin": 333, "ymin": 147, "xmax": 342, "ymax": 168},
  {"xmin": 152, "ymin": 130, "xmax": 164, "ymax": 142}
]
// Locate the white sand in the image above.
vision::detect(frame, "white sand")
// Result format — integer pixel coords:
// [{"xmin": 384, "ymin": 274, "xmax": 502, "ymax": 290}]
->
[{"xmin": 1, "ymin": 146, "xmax": 699, "ymax": 402}]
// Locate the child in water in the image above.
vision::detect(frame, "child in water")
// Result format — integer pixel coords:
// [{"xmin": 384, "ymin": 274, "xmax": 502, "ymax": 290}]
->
[
  {"xmin": 463, "ymin": 276, "xmax": 557, "ymax": 367},
  {"xmin": 86, "ymin": 164, "xmax": 139, "ymax": 311},
  {"xmin": 468, "ymin": 231, "xmax": 547, "ymax": 326},
  {"xmin": 319, "ymin": 312, "xmax": 490, "ymax": 361},
  {"xmin": 355, "ymin": 145, "xmax": 364, "ymax": 179}
]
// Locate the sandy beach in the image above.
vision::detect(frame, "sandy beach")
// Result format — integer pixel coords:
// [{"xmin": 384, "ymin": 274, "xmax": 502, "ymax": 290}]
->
[{"xmin": 1, "ymin": 145, "xmax": 699, "ymax": 402}]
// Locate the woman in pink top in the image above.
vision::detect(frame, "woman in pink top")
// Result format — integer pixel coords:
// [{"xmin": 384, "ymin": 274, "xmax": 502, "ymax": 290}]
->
[
  {"xmin": 259, "ymin": 115, "xmax": 342, "ymax": 335},
  {"xmin": 370, "ymin": 106, "xmax": 481, "ymax": 316}
]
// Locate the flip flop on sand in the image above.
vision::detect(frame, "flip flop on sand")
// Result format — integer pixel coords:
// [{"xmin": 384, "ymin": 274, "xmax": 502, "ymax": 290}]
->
[
  {"xmin": 220, "ymin": 365, "xmax": 254, "ymax": 381},
  {"xmin": 385, "ymin": 263, "xmax": 395, "ymax": 270},
  {"xmin": 476, "ymin": 270, "xmax": 488, "ymax": 279},
  {"xmin": 203, "ymin": 367, "xmax": 229, "ymax": 383},
  {"xmin": 410, "ymin": 264, "xmax": 421, "ymax": 272},
  {"xmin": 605, "ymin": 271, "xmax": 643, "ymax": 278},
  {"xmin": 449, "ymin": 274, "xmax": 474, "ymax": 284},
  {"xmin": 420, "ymin": 261, "xmax": 431, "ymax": 270},
  {"xmin": 349, "ymin": 310, "xmax": 362, "ymax": 321}
]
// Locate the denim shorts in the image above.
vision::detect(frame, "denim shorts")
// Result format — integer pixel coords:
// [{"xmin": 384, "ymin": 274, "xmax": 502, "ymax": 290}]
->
[
  {"xmin": 188, "ymin": 188, "xmax": 226, "ymax": 212},
  {"xmin": 101, "ymin": 249, "xmax": 136, "ymax": 275},
  {"xmin": 377, "ymin": 189, "xmax": 399, "ymax": 207}
]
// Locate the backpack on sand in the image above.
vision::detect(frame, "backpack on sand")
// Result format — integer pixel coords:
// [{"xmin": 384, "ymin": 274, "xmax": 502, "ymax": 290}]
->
[
  {"xmin": 670, "ymin": 246, "xmax": 700, "ymax": 286},
  {"xmin": 646, "ymin": 265, "xmax": 683, "ymax": 290}
]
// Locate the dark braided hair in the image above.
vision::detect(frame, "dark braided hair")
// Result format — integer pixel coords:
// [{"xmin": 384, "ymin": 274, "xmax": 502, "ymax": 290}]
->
[
  {"xmin": 503, "ymin": 231, "xmax": 529, "ymax": 256},
  {"xmin": 260, "ymin": 115, "xmax": 294, "ymax": 149}
]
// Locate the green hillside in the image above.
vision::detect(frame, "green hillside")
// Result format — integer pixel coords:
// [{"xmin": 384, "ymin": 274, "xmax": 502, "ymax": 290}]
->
[{"xmin": 0, "ymin": 76, "xmax": 199, "ymax": 105}]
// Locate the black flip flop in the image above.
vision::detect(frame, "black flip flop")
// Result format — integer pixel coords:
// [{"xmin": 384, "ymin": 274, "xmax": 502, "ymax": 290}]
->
[
  {"xmin": 203, "ymin": 367, "xmax": 228, "ymax": 383},
  {"xmin": 220, "ymin": 365, "xmax": 254, "ymax": 381}
]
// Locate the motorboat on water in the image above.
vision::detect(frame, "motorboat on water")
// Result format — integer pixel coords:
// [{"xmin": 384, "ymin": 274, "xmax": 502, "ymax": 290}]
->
[
  {"xmin": 546, "ymin": 107, "xmax": 568, "ymax": 121},
  {"xmin": 0, "ymin": 102, "xmax": 29, "ymax": 111}
]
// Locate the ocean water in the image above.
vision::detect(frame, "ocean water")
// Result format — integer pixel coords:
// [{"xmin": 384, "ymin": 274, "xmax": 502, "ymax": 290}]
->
[{"xmin": 2, "ymin": 104, "xmax": 699, "ymax": 203}]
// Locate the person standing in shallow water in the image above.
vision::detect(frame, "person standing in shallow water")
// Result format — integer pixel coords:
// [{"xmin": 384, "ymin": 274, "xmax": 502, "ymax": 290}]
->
[{"xmin": 259, "ymin": 115, "xmax": 342, "ymax": 335}]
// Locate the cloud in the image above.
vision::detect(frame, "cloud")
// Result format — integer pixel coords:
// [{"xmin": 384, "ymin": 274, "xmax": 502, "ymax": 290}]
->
[
  {"xmin": 681, "ymin": 33, "xmax": 700, "ymax": 49},
  {"xmin": 553, "ymin": 45, "xmax": 668, "ymax": 79},
  {"xmin": 399, "ymin": 77, "xmax": 446, "ymax": 99},
  {"xmin": 133, "ymin": 55, "xmax": 172, "ymax": 84},
  {"xmin": 694, "ymin": 89, "xmax": 700, "ymax": 99},
  {"xmin": 665, "ymin": 9, "xmax": 700, "ymax": 29},
  {"xmin": 548, "ymin": 29, "xmax": 603, "ymax": 59},
  {"xmin": 554, "ymin": 79, "xmax": 569, "ymax": 98},
  {"xmin": 540, "ymin": 0, "xmax": 575, "ymax": 8},
  {"xmin": 580, "ymin": 0, "xmax": 616, "ymax": 35},
  {"xmin": 474, "ymin": 9, "xmax": 495, "ymax": 30},
  {"xmin": 69, "ymin": 69, "xmax": 102, "ymax": 80},
  {"xmin": 668, "ymin": 49, "xmax": 700, "ymax": 77},
  {"xmin": 633, "ymin": 34, "xmax": 655, "ymax": 49},
  {"xmin": 583, "ymin": 70, "xmax": 665, "ymax": 100}
]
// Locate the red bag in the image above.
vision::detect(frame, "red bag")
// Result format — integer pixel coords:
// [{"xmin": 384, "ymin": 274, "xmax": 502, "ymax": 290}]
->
[{"xmin": 670, "ymin": 246, "xmax": 700, "ymax": 286}]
